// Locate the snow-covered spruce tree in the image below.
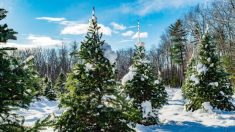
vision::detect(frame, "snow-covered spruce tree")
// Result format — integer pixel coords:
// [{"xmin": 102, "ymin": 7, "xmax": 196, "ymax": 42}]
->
[
  {"xmin": 122, "ymin": 28, "xmax": 167, "ymax": 125},
  {"xmin": 0, "ymin": 8, "xmax": 40, "ymax": 131},
  {"xmin": 182, "ymin": 29, "xmax": 235, "ymax": 111},
  {"xmin": 43, "ymin": 76, "xmax": 56, "ymax": 101},
  {"xmin": 54, "ymin": 71, "xmax": 66, "ymax": 95},
  {"xmin": 55, "ymin": 8, "xmax": 133, "ymax": 131}
]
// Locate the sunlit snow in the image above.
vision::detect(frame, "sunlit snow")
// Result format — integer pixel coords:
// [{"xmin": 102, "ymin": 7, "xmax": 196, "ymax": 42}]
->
[{"xmin": 16, "ymin": 88, "xmax": 235, "ymax": 132}]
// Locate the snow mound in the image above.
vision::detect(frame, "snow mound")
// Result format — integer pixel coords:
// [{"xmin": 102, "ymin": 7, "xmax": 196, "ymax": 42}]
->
[
  {"xmin": 136, "ymin": 88, "xmax": 235, "ymax": 132},
  {"xmin": 141, "ymin": 100, "xmax": 155, "ymax": 118},
  {"xmin": 121, "ymin": 65, "xmax": 137, "ymax": 85},
  {"xmin": 202, "ymin": 102, "xmax": 213, "ymax": 113},
  {"xmin": 156, "ymin": 88, "xmax": 235, "ymax": 132},
  {"xmin": 172, "ymin": 89, "xmax": 183, "ymax": 101}
]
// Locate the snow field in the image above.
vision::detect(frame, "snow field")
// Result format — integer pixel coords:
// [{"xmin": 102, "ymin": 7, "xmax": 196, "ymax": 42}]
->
[
  {"xmin": 136, "ymin": 88, "xmax": 235, "ymax": 132},
  {"xmin": 17, "ymin": 97, "xmax": 62, "ymax": 127},
  {"xmin": 17, "ymin": 88, "xmax": 235, "ymax": 132}
]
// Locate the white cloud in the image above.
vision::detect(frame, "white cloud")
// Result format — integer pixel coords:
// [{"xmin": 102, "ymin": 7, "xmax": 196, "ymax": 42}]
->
[
  {"xmin": 0, "ymin": 35, "xmax": 63, "ymax": 49},
  {"xmin": 61, "ymin": 24, "xmax": 88, "ymax": 35},
  {"xmin": 61, "ymin": 23, "xmax": 112, "ymax": 36},
  {"xmin": 59, "ymin": 20, "xmax": 75, "ymax": 25},
  {"xmin": 0, "ymin": 42, "xmax": 35, "ymax": 49},
  {"xmin": 132, "ymin": 32, "xmax": 148, "ymax": 39},
  {"xmin": 0, "ymin": 37, "xmax": 62, "ymax": 49},
  {"xmin": 0, "ymin": 41, "xmax": 62, "ymax": 49},
  {"xmin": 1, "ymin": 35, "xmax": 63, "ymax": 49},
  {"xmin": 120, "ymin": 0, "xmax": 212, "ymax": 15},
  {"xmin": 36, "ymin": 17, "xmax": 66, "ymax": 22},
  {"xmin": 36, "ymin": 16, "xmax": 112, "ymax": 36},
  {"xmin": 27, "ymin": 35, "xmax": 62, "ymax": 46},
  {"xmin": 122, "ymin": 30, "xmax": 134, "ymax": 37},
  {"xmin": 119, "ymin": 39, "xmax": 133, "ymax": 43},
  {"xmin": 111, "ymin": 22, "xmax": 126, "ymax": 30},
  {"xmin": 128, "ymin": 26, "xmax": 137, "ymax": 29},
  {"xmin": 99, "ymin": 24, "xmax": 112, "ymax": 36}
]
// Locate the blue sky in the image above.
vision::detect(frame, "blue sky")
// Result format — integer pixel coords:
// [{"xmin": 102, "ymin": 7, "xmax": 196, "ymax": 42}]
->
[{"xmin": 0, "ymin": 0, "xmax": 210, "ymax": 50}]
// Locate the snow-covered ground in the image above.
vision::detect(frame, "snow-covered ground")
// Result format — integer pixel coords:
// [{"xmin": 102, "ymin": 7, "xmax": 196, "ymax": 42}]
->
[
  {"xmin": 17, "ymin": 97, "xmax": 62, "ymax": 127},
  {"xmin": 136, "ymin": 88, "xmax": 235, "ymax": 132},
  {"xmin": 17, "ymin": 88, "xmax": 235, "ymax": 132}
]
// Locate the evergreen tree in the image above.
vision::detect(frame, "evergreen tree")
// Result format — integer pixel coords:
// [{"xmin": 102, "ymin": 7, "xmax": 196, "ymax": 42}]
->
[
  {"xmin": 122, "ymin": 40, "xmax": 167, "ymax": 125},
  {"xmin": 222, "ymin": 53, "xmax": 235, "ymax": 90},
  {"xmin": 55, "ymin": 8, "xmax": 132, "ymax": 131},
  {"xmin": 43, "ymin": 77, "xmax": 56, "ymax": 101},
  {"xmin": 0, "ymin": 9, "xmax": 17, "ymax": 42},
  {"xmin": 182, "ymin": 58, "xmax": 197, "ymax": 99},
  {"xmin": 0, "ymin": 8, "xmax": 39, "ymax": 131},
  {"xmin": 54, "ymin": 71, "xmax": 66, "ymax": 95},
  {"xmin": 182, "ymin": 29, "xmax": 235, "ymax": 111},
  {"xmin": 169, "ymin": 19, "xmax": 187, "ymax": 85}
]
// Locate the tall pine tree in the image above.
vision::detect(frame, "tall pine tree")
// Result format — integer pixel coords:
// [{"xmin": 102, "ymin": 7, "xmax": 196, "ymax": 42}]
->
[
  {"xmin": 122, "ymin": 21, "xmax": 167, "ymax": 125},
  {"xmin": 169, "ymin": 19, "xmax": 187, "ymax": 85},
  {"xmin": 55, "ymin": 8, "xmax": 132, "ymax": 131},
  {"xmin": 0, "ymin": 8, "xmax": 39, "ymax": 131},
  {"xmin": 182, "ymin": 28, "xmax": 235, "ymax": 111}
]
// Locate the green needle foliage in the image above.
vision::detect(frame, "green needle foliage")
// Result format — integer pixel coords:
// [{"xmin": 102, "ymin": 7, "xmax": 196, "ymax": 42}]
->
[
  {"xmin": 55, "ymin": 9, "xmax": 133, "ymax": 131},
  {"xmin": 169, "ymin": 19, "xmax": 187, "ymax": 85},
  {"xmin": 43, "ymin": 77, "xmax": 56, "ymax": 101},
  {"xmin": 0, "ymin": 8, "xmax": 40, "ymax": 131},
  {"xmin": 54, "ymin": 71, "xmax": 67, "ymax": 96},
  {"xmin": 182, "ymin": 30, "xmax": 235, "ymax": 111},
  {"xmin": 0, "ymin": 9, "xmax": 17, "ymax": 42},
  {"xmin": 122, "ymin": 43, "xmax": 167, "ymax": 125}
]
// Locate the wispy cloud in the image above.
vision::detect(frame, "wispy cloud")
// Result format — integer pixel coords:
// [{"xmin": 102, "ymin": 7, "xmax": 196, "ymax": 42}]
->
[
  {"xmin": 120, "ymin": 0, "xmax": 211, "ymax": 16},
  {"xmin": 61, "ymin": 24, "xmax": 88, "ymax": 35},
  {"xmin": 0, "ymin": 35, "xmax": 63, "ymax": 49},
  {"xmin": 132, "ymin": 32, "xmax": 148, "ymax": 39},
  {"xmin": 61, "ymin": 23, "xmax": 112, "ymax": 36},
  {"xmin": 110, "ymin": 22, "xmax": 126, "ymax": 30},
  {"xmin": 128, "ymin": 26, "xmax": 137, "ymax": 29},
  {"xmin": 0, "ymin": 42, "xmax": 35, "ymax": 49},
  {"xmin": 36, "ymin": 16, "xmax": 112, "ymax": 36},
  {"xmin": 36, "ymin": 17, "xmax": 66, "ymax": 22},
  {"xmin": 27, "ymin": 35, "xmax": 62, "ymax": 46},
  {"xmin": 122, "ymin": 30, "xmax": 134, "ymax": 37},
  {"xmin": 119, "ymin": 39, "xmax": 133, "ymax": 43}
]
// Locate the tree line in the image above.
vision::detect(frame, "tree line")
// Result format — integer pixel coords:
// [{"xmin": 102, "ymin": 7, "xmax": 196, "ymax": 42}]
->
[{"xmin": 13, "ymin": 1, "xmax": 235, "ymax": 88}]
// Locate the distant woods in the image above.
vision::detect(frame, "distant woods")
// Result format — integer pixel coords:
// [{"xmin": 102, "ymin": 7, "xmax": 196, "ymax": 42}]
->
[
  {"xmin": 13, "ymin": 42, "xmax": 78, "ymax": 83},
  {"xmin": 14, "ymin": 0, "xmax": 235, "ymax": 87}
]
